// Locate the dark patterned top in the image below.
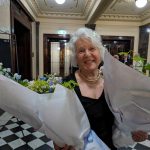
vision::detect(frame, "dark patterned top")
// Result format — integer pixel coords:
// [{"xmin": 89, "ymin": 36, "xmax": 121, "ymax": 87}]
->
[{"xmin": 63, "ymin": 73, "xmax": 117, "ymax": 150}]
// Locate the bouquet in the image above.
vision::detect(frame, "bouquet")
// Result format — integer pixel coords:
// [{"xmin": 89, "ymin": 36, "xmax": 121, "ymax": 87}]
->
[
  {"xmin": 0, "ymin": 63, "xmax": 109, "ymax": 150},
  {"xmin": 103, "ymin": 51, "xmax": 150, "ymax": 148}
]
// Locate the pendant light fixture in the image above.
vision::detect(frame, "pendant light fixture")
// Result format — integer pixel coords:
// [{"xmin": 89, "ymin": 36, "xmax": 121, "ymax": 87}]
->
[
  {"xmin": 55, "ymin": 0, "xmax": 66, "ymax": 4},
  {"xmin": 135, "ymin": 0, "xmax": 147, "ymax": 8}
]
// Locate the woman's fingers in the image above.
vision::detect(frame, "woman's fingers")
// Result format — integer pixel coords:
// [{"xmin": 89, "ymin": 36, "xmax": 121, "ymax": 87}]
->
[
  {"xmin": 54, "ymin": 143, "xmax": 75, "ymax": 150},
  {"xmin": 63, "ymin": 145, "xmax": 75, "ymax": 150},
  {"xmin": 132, "ymin": 130, "xmax": 148, "ymax": 142}
]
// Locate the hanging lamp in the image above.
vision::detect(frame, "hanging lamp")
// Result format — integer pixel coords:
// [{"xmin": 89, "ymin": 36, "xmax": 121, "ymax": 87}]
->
[
  {"xmin": 135, "ymin": 0, "xmax": 147, "ymax": 8},
  {"xmin": 55, "ymin": 0, "xmax": 66, "ymax": 4}
]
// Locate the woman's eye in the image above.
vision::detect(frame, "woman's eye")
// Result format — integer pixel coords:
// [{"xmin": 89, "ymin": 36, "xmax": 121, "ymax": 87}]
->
[
  {"xmin": 78, "ymin": 48, "xmax": 85, "ymax": 53},
  {"xmin": 89, "ymin": 47, "xmax": 95, "ymax": 51}
]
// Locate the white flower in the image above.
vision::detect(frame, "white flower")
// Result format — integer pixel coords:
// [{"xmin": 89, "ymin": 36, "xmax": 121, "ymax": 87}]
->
[
  {"xmin": 29, "ymin": 81, "xmax": 34, "ymax": 85},
  {"xmin": 14, "ymin": 73, "xmax": 21, "ymax": 80},
  {"xmin": 2, "ymin": 68, "xmax": 7, "ymax": 72},
  {"xmin": 4, "ymin": 73, "xmax": 9, "ymax": 77},
  {"xmin": 6, "ymin": 68, "xmax": 11, "ymax": 72},
  {"xmin": 50, "ymin": 84, "xmax": 55, "ymax": 89},
  {"xmin": 23, "ymin": 79, "xmax": 29, "ymax": 82},
  {"xmin": 0, "ymin": 63, "xmax": 3, "ymax": 70}
]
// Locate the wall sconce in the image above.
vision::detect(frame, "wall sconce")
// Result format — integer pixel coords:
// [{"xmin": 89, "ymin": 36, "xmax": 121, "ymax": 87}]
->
[
  {"xmin": 55, "ymin": 0, "xmax": 66, "ymax": 4},
  {"xmin": 135, "ymin": 0, "xmax": 147, "ymax": 8}
]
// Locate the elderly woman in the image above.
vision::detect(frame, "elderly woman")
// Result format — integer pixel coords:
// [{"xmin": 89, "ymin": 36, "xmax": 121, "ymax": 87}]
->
[{"xmin": 54, "ymin": 27, "xmax": 148, "ymax": 150}]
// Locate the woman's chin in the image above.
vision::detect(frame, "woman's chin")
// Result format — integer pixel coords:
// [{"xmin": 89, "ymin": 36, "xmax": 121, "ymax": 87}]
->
[{"xmin": 84, "ymin": 67, "xmax": 97, "ymax": 72}]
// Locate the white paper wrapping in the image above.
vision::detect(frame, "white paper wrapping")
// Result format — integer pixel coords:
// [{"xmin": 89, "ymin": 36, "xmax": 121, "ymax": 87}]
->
[
  {"xmin": 0, "ymin": 75, "xmax": 109, "ymax": 150},
  {"xmin": 0, "ymin": 75, "xmax": 42, "ymax": 129},
  {"xmin": 103, "ymin": 51, "xmax": 150, "ymax": 148}
]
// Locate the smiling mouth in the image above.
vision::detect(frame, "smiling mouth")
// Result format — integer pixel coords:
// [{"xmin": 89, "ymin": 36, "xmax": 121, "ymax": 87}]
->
[{"xmin": 84, "ymin": 60, "xmax": 94, "ymax": 64}]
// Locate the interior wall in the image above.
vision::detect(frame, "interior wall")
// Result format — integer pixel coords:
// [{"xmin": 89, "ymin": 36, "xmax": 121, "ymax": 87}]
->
[
  {"xmin": 37, "ymin": 18, "xmax": 140, "ymax": 76},
  {"xmin": 19, "ymin": 1, "xmax": 150, "ymax": 78},
  {"xmin": 0, "ymin": 0, "xmax": 10, "ymax": 39},
  {"xmin": 96, "ymin": 20, "xmax": 140, "ymax": 55},
  {"xmin": 38, "ymin": 18, "xmax": 85, "ymax": 76}
]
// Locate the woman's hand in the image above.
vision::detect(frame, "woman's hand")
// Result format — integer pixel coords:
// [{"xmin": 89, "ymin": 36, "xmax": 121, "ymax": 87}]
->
[
  {"xmin": 54, "ymin": 143, "xmax": 75, "ymax": 150},
  {"xmin": 132, "ymin": 130, "xmax": 148, "ymax": 142}
]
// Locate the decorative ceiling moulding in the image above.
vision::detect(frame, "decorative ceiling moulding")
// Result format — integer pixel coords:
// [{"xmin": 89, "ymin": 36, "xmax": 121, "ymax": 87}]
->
[
  {"xmin": 22, "ymin": 0, "xmax": 150, "ymax": 23},
  {"xmin": 99, "ymin": 14, "xmax": 141, "ymax": 22},
  {"xmin": 25, "ymin": 0, "xmax": 95, "ymax": 20},
  {"xmin": 37, "ymin": 13, "xmax": 85, "ymax": 19},
  {"xmin": 25, "ymin": 0, "xmax": 41, "ymax": 17},
  {"xmin": 37, "ymin": 12, "xmax": 85, "ymax": 20},
  {"xmin": 84, "ymin": 0, "xmax": 96, "ymax": 19},
  {"xmin": 141, "ymin": 11, "xmax": 150, "ymax": 21}
]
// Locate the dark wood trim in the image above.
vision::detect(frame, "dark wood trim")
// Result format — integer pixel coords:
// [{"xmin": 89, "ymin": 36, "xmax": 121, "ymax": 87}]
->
[
  {"xmin": 10, "ymin": 0, "xmax": 33, "ymax": 79},
  {"xmin": 11, "ymin": 1, "xmax": 32, "ymax": 30},
  {"xmin": 43, "ymin": 34, "xmax": 70, "ymax": 75},
  {"xmin": 11, "ymin": 0, "xmax": 34, "ymax": 22},
  {"xmin": 102, "ymin": 35, "xmax": 134, "ymax": 41},
  {"xmin": 102, "ymin": 35, "xmax": 134, "ymax": 59},
  {"xmin": 102, "ymin": 35, "xmax": 134, "ymax": 50},
  {"xmin": 43, "ymin": 34, "xmax": 50, "ymax": 74},
  {"xmin": 138, "ymin": 25, "xmax": 150, "ymax": 59},
  {"xmin": 36, "ymin": 22, "xmax": 40, "ymax": 78},
  {"xmin": 85, "ymin": 24, "xmax": 96, "ymax": 30}
]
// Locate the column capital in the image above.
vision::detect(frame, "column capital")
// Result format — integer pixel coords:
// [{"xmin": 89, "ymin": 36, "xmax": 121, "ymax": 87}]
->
[{"xmin": 85, "ymin": 24, "xmax": 96, "ymax": 30}]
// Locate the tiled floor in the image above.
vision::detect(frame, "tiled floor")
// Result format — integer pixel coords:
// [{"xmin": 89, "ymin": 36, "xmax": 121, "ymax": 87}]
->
[
  {"xmin": 0, "ymin": 111, "xmax": 54, "ymax": 150},
  {"xmin": 0, "ymin": 110, "xmax": 150, "ymax": 150}
]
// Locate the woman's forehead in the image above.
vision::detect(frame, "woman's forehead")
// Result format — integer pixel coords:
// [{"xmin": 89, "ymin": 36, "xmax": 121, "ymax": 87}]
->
[{"xmin": 76, "ymin": 37, "xmax": 93, "ymax": 46}]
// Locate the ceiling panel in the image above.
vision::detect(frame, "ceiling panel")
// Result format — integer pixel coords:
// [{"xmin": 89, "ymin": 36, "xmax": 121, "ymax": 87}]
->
[
  {"xmin": 25, "ymin": 0, "xmax": 150, "ymax": 23},
  {"xmin": 35, "ymin": 0, "xmax": 86, "ymax": 13},
  {"xmin": 104, "ymin": 0, "xmax": 150, "ymax": 15}
]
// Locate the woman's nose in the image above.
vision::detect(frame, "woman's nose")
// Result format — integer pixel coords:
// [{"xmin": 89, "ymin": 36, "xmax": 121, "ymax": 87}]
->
[{"xmin": 85, "ymin": 49, "xmax": 91, "ymax": 56}]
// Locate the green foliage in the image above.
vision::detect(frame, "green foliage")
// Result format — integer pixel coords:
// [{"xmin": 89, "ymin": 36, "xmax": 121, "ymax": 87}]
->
[
  {"xmin": 1, "ymin": 62, "xmax": 78, "ymax": 93},
  {"xmin": 133, "ymin": 55, "xmax": 145, "ymax": 63},
  {"xmin": 28, "ymin": 80, "xmax": 50, "ymax": 94},
  {"xmin": 61, "ymin": 80, "xmax": 78, "ymax": 90},
  {"xmin": 18, "ymin": 80, "xmax": 29, "ymax": 87},
  {"xmin": 118, "ymin": 50, "xmax": 150, "ymax": 73},
  {"xmin": 118, "ymin": 50, "xmax": 133, "ymax": 56},
  {"xmin": 144, "ymin": 63, "xmax": 150, "ymax": 70},
  {"xmin": 118, "ymin": 52, "xmax": 128, "ymax": 56}
]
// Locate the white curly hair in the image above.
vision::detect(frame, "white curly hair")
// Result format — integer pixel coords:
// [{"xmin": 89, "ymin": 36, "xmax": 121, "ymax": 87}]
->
[{"xmin": 69, "ymin": 27, "xmax": 106, "ymax": 67}]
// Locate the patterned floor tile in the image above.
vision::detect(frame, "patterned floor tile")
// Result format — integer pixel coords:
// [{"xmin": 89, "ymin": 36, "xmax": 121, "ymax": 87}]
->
[
  {"xmin": 1, "ymin": 112, "xmax": 150, "ymax": 150},
  {"xmin": 0, "ymin": 113, "xmax": 54, "ymax": 150},
  {"xmin": 8, "ymin": 138, "xmax": 26, "ymax": 149},
  {"xmin": 27, "ymin": 139, "xmax": 45, "ymax": 149}
]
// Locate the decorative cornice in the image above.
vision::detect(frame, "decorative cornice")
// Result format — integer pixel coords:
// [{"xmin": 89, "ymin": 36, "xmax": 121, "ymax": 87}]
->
[
  {"xmin": 25, "ymin": 0, "xmax": 42, "ymax": 17},
  {"xmin": 140, "ymin": 10, "xmax": 150, "ymax": 21},
  {"xmin": 37, "ymin": 11, "xmax": 85, "ymax": 19},
  {"xmin": 99, "ymin": 14, "xmax": 142, "ymax": 22},
  {"xmin": 24, "ymin": 0, "xmax": 150, "ymax": 23},
  {"xmin": 83, "ymin": 0, "xmax": 96, "ymax": 19}
]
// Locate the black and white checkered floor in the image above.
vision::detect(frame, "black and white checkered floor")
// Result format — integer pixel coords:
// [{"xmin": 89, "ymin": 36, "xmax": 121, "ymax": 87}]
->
[
  {"xmin": 0, "ymin": 110, "xmax": 150, "ymax": 150},
  {"xmin": 0, "ymin": 111, "xmax": 54, "ymax": 150}
]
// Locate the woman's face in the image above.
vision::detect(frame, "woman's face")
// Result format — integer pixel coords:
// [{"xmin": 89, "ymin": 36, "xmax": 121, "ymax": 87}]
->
[{"xmin": 75, "ymin": 37, "xmax": 101, "ymax": 72}]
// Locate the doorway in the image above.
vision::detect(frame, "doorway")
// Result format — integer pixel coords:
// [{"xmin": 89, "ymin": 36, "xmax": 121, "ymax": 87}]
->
[
  {"xmin": 43, "ymin": 34, "xmax": 70, "ymax": 77},
  {"xmin": 14, "ymin": 19, "xmax": 32, "ymax": 80},
  {"xmin": 10, "ymin": 0, "xmax": 34, "ymax": 80},
  {"xmin": 102, "ymin": 36, "xmax": 134, "ymax": 65}
]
